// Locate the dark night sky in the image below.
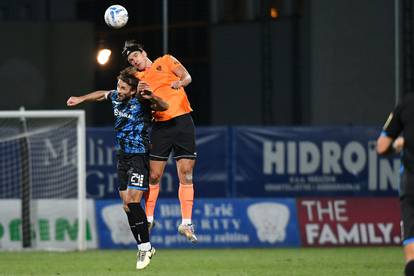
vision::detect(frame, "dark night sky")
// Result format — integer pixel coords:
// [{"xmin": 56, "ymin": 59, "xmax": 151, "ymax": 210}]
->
[{"xmin": 88, "ymin": 0, "xmax": 211, "ymax": 125}]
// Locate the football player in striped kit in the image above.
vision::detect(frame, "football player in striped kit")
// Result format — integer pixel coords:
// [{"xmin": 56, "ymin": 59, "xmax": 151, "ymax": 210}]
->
[{"xmin": 67, "ymin": 67, "xmax": 168, "ymax": 270}]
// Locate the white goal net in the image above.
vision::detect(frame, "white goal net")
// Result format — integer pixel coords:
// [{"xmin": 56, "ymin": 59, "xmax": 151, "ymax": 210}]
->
[{"xmin": 0, "ymin": 110, "xmax": 88, "ymax": 251}]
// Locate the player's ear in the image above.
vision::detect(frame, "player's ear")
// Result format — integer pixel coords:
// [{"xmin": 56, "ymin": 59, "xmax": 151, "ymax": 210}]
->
[{"xmin": 142, "ymin": 50, "xmax": 147, "ymax": 58}]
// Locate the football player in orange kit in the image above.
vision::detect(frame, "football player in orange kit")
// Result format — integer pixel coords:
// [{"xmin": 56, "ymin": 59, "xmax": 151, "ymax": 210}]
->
[{"xmin": 122, "ymin": 40, "xmax": 197, "ymax": 243}]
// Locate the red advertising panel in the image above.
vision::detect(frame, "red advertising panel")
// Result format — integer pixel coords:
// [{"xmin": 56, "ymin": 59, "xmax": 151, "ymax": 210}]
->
[{"xmin": 297, "ymin": 198, "xmax": 401, "ymax": 247}]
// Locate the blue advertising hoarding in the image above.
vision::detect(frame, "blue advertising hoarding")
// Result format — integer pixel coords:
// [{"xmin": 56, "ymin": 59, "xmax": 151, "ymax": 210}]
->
[
  {"xmin": 86, "ymin": 128, "xmax": 118, "ymax": 198},
  {"xmin": 157, "ymin": 127, "xmax": 229, "ymax": 198},
  {"xmin": 85, "ymin": 126, "xmax": 400, "ymax": 199},
  {"xmin": 233, "ymin": 127, "xmax": 400, "ymax": 197},
  {"xmin": 85, "ymin": 127, "xmax": 229, "ymax": 199},
  {"xmin": 1, "ymin": 126, "xmax": 399, "ymax": 199},
  {"xmin": 95, "ymin": 198, "xmax": 300, "ymax": 248}
]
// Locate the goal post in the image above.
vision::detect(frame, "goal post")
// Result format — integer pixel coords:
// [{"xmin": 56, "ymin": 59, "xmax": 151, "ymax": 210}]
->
[{"xmin": 0, "ymin": 109, "xmax": 87, "ymax": 251}]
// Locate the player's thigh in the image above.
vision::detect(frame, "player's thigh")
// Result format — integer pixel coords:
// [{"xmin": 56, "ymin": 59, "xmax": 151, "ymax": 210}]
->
[
  {"xmin": 126, "ymin": 188, "xmax": 144, "ymax": 203},
  {"xmin": 149, "ymin": 159, "xmax": 168, "ymax": 184},
  {"xmin": 402, "ymin": 195, "xmax": 414, "ymax": 237},
  {"xmin": 176, "ymin": 158, "xmax": 196, "ymax": 184},
  {"xmin": 401, "ymin": 170, "xmax": 414, "ymax": 263},
  {"xmin": 117, "ymin": 154, "xmax": 130, "ymax": 192}
]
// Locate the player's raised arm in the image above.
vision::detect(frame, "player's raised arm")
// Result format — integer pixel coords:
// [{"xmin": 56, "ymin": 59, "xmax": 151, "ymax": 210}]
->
[
  {"xmin": 169, "ymin": 56, "xmax": 192, "ymax": 89},
  {"xmin": 66, "ymin": 90, "xmax": 109, "ymax": 106}
]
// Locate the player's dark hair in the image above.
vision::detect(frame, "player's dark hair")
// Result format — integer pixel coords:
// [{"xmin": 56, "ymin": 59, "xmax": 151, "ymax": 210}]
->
[
  {"xmin": 117, "ymin": 67, "xmax": 139, "ymax": 89},
  {"xmin": 122, "ymin": 40, "xmax": 144, "ymax": 60}
]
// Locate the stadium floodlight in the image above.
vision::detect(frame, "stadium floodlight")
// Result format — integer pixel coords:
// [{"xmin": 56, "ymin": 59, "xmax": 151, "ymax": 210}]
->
[
  {"xmin": 97, "ymin": 48, "xmax": 112, "ymax": 65},
  {"xmin": 0, "ymin": 109, "xmax": 87, "ymax": 251}
]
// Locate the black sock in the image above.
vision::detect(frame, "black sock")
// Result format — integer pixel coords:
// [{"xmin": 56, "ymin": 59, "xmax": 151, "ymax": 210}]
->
[
  {"xmin": 405, "ymin": 260, "xmax": 414, "ymax": 276},
  {"xmin": 127, "ymin": 202, "xmax": 150, "ymax": 244},
  {"xmin": 124, "ymin": 209, "xmax": 140, "ymax": 243}
]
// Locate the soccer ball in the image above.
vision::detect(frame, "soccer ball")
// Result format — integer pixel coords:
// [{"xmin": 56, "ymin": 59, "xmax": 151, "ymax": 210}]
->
[{"xmin": 104, "ymin": 5, "xmax": 128, "ymax": 29}]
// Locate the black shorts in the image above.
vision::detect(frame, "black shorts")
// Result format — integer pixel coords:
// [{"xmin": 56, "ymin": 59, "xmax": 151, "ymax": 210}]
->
[
  {"xmin": 150, "ymin": 113, "xmax": 197, "ymax": 161},
  {"xmin": 117, "ymin": 153, "xmax": 149, "ymax": 191},
  {"xmin": 400, "ymin": 169, "xmax": 414, "ymax": 244}
]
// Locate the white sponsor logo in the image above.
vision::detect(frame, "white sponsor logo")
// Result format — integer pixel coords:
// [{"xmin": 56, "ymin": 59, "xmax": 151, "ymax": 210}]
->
[
  {"xmin": 263, "ymin": 140, "xmax": 400, "ymax": 191},
  {"xmin": 114, "ymin": 108, "xmax": 132, "ymax": 119},
  {"xmin": 301, "ymin": 200, "xmax": 400, "ymax": 245},
  {"xmin": 305, "ymin": 222, "xmax": 397, "ymax": 245},
  {"xmin": 247, "ymin": 202, "xmax": 290, "ymax": 244}
]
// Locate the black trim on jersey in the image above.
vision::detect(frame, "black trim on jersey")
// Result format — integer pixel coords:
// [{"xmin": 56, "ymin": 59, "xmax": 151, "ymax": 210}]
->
[{"xmin": 383, "ymin": 94, "xmax": 414, "ymax": 173}]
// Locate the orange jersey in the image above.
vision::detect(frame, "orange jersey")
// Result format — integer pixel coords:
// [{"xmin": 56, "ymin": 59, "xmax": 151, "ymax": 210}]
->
[{"xmin": 135, "ymin": 55, "xmax": 193, "ymax": 122}]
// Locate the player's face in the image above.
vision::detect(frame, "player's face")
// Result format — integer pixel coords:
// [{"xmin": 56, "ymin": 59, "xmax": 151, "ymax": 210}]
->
[
  {"xmin": 116, "ymin": 79, "xmax": 134, "ymax": 101},
  {"xmin": 127, "ymin": 51, "xmax": 146, "ymax": 71}
]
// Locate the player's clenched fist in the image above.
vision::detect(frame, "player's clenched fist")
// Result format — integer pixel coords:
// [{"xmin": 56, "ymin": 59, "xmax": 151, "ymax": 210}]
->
[
  {"xmin": 138, "ymin": 81, "xmax": 151, "ymax": 92},
  {"xmin": 170, "ymin": 80, "xmax": 182, "ymax": 89},
  {"xmin": 67, "ymin": 96, "xmax": 83, "ymax": 106}
]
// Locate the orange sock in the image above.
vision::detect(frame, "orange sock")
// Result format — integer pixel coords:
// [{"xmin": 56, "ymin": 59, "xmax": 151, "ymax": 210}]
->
[
  {"xmin": 178, "ymin": 183, "xmax": 194, "ymax": 223},
  {"xmin": 145, "ymin": 184, "xmax": 160, "ymax": 219}
]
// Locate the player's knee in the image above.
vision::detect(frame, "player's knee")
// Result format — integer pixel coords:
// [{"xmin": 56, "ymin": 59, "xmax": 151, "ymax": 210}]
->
[
  {"xmin": 125, "ymin": 195, "xmax": 141, "ymax": 205},
  {"xmin": 178, "ymin": 170, "xmax": 193, "ymax": 184},
  {"xmin": 185, "ymin": 172, "xmax": 193, "ymax": 181},
  {"xmin": 179, "ymin": 167, "xmax": 193, "ymax": 177},
  {"xmin": 150, "ymin": 171, "xmax": 162, "ymax": 184}
]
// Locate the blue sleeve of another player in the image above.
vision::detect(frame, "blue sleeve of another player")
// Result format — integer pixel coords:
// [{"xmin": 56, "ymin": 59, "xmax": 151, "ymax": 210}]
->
[
  {"xmin": 380, "ymin": 130, "xmax": 388, "ymax": 137},
  {"xmin": 107, "ymin": 90, "xmax": 117, "ymax": 102}
]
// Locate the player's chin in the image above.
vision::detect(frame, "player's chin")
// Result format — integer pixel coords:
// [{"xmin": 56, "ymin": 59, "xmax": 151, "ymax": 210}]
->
[{"xmin": 136, "ymin": 63, "xmax": 145, "ymax": 71}]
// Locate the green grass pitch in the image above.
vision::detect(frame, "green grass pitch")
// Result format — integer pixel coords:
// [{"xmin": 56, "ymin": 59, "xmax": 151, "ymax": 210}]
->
[{"xmin": 0, "ymin": 247, "xmax": 403, "ymax": 276}]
